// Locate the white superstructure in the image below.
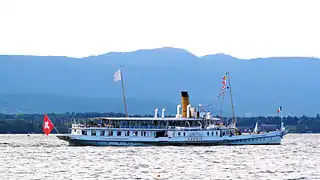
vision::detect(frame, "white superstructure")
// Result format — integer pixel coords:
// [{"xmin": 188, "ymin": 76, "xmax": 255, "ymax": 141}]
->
[
  {"xmin": 57, "ymin": 72, "xmax": 288, "ymax": 146},
  {"xmin": 57, "ymin": 92, "xmax": 288, "ymax": 146}
]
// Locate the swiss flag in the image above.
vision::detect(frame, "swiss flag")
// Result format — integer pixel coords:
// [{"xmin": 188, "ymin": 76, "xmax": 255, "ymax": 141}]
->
[{"xmin": 42, "ymin": 114, "xmax": 54, "ymax": 136}]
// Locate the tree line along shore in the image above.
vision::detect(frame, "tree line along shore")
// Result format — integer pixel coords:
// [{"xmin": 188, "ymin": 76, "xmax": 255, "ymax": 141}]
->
[{"xmin": 0, "ymin": 112, "xmax": 319, "ymax": 134}]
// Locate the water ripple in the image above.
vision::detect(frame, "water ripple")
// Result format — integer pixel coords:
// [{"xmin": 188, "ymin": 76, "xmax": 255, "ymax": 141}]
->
[{"xmin": 0, "ymin": 134, "xmax": 319, "ymax": 179}]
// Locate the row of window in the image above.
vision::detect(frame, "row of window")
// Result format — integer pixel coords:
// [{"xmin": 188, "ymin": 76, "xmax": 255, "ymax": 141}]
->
[
  {"xmin": 82, "ymin": 130, "xmax": 156, "ymax": 137},
  {"xmin": 79, "ymin": 130, "xmax": 232, "ymax": 137},
  {"xmin": 175, "ymin": 131, "xmax": 230, "ymax": 137}
]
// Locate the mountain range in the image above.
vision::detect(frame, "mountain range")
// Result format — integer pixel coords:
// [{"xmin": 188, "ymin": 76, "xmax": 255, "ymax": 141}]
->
[{"xmin": 0, "ymin": 47, "xmax": 319, "ymax": 116}]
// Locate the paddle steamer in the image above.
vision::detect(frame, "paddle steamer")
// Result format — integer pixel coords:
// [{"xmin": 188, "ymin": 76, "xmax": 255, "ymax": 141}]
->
[{"xmin": 57, "ymin": 71, "xmax": 288, "ymax": 146}]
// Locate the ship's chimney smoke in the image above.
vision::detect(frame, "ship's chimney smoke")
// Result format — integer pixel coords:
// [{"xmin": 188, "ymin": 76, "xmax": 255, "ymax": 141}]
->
[{"xmin": 181, "ymin": 91, "xmax": 190, "ymax": 118}]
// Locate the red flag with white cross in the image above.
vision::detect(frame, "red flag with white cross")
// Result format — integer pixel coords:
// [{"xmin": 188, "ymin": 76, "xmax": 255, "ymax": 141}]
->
[{"xmin": 42, "ymin": 114, "xmax": 54, "ymax": 136}]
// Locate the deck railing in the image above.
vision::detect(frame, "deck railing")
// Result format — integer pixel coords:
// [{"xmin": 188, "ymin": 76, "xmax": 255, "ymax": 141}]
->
[{"xmin": 73, "ymin": 123, "xmax": 229, "ymax": 131}]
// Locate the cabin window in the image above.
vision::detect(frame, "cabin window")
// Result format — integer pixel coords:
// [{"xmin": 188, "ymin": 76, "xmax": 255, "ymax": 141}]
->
[
  {"xmin": 100, "ymin": 131, "xmax": 105, "ymax": 136},
  {"xmin": 82, "ymin": 130, "xmax": 87, "ymax": 135},
  {"xmin": 117, "ymin": 131, "xmax": 121, "ymax": 136},
  {"xmin": 183, "ymin": 132, "xmax": 186, "ymax": 136},
  {"xmin": 178, "ymin": 132, "xmax": 180, "ymax": 136},
  {"xmin": 125, "ymin": 131, "xmax": 129, "ymax": 136},
  {"xmin": 144, "ymin": 132, "xmax": 147, "ymax": 136},
  {"xmin": 91, "ymin": 130, "xmax": 96, "ymax": 136},
  {"xmin": 207, "ymin": 132, "xmax": 209, "ymax": 136},
  {"xmin": 216, "ymin": 132, "xmax": 218, "ymax": 136},
  {"xmin": 108, "ymin": 131, "xmax": 112, "ymax": 136}
]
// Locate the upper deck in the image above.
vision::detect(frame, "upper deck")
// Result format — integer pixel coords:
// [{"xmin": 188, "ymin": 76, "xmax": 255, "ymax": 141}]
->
[
  {"xmin": 76, "ymin": 115, "xmax": 229, "ymax": 132},
  {"xmin": 89, "ymin": 117, "xmax": 221, "ymax": 121},
  {"xmin": 83, "ymin": 91, "xmax": 226, "ymax": 130}
]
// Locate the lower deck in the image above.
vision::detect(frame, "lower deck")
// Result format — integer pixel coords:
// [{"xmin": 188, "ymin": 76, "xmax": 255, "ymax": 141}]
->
[
  {"xmin": 58, "ymin": 129, "xmax": 286, "ymax": 146},
  {"xmin": 71, "ymin": 126, "xmax": 239, "ymax": 138}
]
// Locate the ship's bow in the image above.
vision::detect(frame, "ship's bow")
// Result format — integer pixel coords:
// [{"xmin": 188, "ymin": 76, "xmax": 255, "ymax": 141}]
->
[{"xmin": 56, "ymin": 134, "xmax": 72, "ymax": 142}]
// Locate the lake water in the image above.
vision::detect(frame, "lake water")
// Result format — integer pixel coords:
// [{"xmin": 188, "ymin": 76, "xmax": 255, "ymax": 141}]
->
[{"xmin": 0, "ymin": 134, "xmax": 319, "ymax": 179}]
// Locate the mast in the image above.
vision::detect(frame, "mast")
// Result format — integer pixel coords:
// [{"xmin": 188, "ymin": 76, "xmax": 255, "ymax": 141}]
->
[
  {"xmin": 226, "ymin": 72, "xmax": 236, "ymax": 127},
  {"xmin": 280, "ymin": 109, "xmax": 283, "ymax": 130},
  {"xmin": 279, "ymin": 106, "xmax": 283, "ymax": 130},
  {"xmin": 120, "ymin": 67, "xmax": 129, "ymax": 117},
  {"xmin": 218, "ymin": 74, "xmax": 227, "ymax": 123},
  {"xmin": 219, "ymin": 88, "xmax": 225, "ymax": 119}
]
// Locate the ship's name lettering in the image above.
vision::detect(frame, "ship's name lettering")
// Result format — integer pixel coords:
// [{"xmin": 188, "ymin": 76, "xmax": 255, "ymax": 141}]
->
[{"xmin": 188, "ymin": 137, "xmax": 202, "ymax": 141}]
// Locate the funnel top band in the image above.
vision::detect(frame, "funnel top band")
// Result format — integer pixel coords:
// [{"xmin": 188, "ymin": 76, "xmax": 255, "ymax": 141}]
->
[{"xmin": 181, "ymin": 91, "xmax": 189, "ymax": 97}]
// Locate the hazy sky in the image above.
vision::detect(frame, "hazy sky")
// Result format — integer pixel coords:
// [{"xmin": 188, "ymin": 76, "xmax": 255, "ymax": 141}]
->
[{"xmin": 0, "ymin": 0, "xmax": 319, "ymax": 58}]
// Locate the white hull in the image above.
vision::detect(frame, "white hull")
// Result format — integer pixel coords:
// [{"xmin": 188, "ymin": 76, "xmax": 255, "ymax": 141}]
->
[{"xmin": 57, "ymin": 130, "xmax": 287, "ymax": 146}]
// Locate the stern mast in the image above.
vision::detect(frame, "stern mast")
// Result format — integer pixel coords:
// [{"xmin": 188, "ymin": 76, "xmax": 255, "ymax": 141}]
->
[
  {"xmin": 114, "ymin": 65, "xmax": 129, "ymax": 117},
  {"xmin": 120, "ymin": 66, "xmax": 129, "ymax": 118}
]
